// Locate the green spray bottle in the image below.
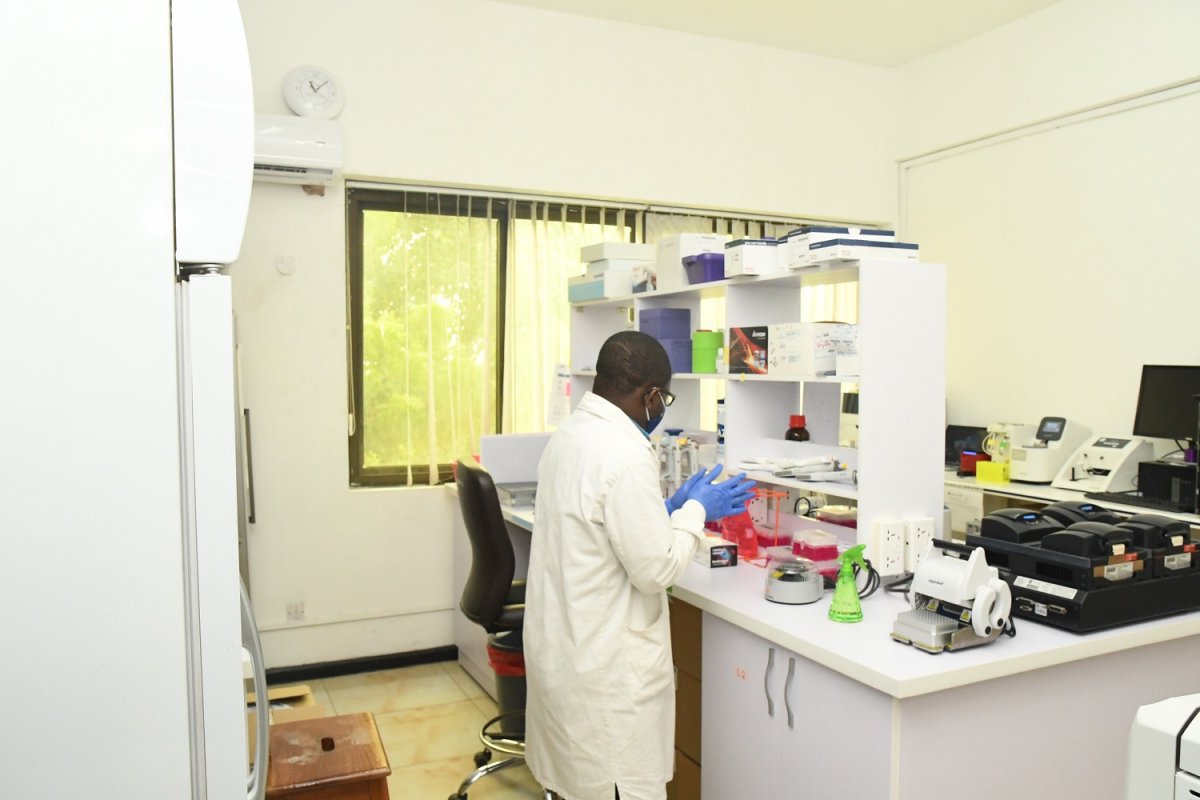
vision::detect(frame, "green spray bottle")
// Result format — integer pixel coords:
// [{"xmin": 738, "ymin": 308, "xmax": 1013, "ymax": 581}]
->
[{"xmin": 828, "ymin": 544, "xmax": 867, "ymax": 623}]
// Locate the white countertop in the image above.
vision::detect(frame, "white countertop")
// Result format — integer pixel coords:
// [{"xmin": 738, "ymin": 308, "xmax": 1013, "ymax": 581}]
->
[{"xmin": 671, "ymin": 558, "xmax": 1200, "ymax": 699}]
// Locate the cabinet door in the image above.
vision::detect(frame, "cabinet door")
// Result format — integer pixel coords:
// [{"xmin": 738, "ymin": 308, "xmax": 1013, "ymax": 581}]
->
[
  {"xmin": 777, "ymin": 650, "xmax": 893, "ymax": 798},
  {"xmin": 700, "ymin": 614, "xmax": 782, "ymax": 799}
]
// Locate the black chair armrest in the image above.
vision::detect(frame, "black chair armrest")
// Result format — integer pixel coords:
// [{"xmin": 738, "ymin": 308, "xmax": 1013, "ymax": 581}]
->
[{"xmin": 507, "ymin": 580, "xmax": 526, "ymax": 605}]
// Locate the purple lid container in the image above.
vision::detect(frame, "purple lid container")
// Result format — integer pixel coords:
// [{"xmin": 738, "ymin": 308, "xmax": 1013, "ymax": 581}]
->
[{"xmin": 683, "ymin": 252, "xmax": 725, "ymax": 284}]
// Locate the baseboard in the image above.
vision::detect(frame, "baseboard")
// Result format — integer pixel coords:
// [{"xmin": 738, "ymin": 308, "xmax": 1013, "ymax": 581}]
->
[{"xmin": 265, "ymin": 645, "xmax": 458, "ymax": 684}]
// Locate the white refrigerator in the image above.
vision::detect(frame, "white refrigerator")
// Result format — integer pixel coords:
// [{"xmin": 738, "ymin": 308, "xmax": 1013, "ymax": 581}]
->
[{"xmin": 0, "ymin": 0, "xmax": 266, "ymax": 797}]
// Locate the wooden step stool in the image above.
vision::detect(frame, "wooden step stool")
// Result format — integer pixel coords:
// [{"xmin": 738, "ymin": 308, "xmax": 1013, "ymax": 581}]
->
[{"xmin": 267, "ymin": 712, "xmax": 391, "ymax": 799}]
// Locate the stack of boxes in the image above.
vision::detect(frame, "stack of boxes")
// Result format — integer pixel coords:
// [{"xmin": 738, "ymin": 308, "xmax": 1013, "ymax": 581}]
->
[
  {"xmin": 781, "ymin": 224, "xmax": 920, "ymax": 267},
  {"xmin": 655, "ymin": 233, "xmax": 728, "ymax": 292},
  {"xmin": 640, "ymin": 308, "xmax": 692, "ymax": 374},
  {"xmin": 568, "ymin": 242, "xmax": 657, "ymax": 302}
]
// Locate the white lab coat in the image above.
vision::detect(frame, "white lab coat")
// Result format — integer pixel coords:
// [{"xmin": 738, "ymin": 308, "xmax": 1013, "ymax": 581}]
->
[{"xmin": 525, "ymin": 392, "xmax": 707, "ymax": 800}]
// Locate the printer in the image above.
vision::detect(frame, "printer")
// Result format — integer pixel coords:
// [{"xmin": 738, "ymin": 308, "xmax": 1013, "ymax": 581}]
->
[{"xmin": 1125, "ymin": 693, "xmax": 1200, "ymax": 797}]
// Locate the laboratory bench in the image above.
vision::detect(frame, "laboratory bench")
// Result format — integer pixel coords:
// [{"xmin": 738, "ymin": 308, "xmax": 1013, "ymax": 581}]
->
[{"xmin": 449, "ymin": 483, "xmax": 1200, "ymax": 799}]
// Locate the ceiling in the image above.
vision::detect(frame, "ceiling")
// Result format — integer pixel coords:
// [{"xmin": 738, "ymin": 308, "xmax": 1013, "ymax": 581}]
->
[{"xmin": 484, "ymin": 0, "xmax": 1062, "ymax": 66}]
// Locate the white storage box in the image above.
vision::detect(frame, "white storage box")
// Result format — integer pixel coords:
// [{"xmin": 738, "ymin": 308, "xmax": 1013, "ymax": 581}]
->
[
  {"xmin": 766, "ymin": 322, "xmax": 857, "ymax": 377},
  {"xmin": 724, "ymin": 238, "xmax": 780, "ymax": 277},
  {"xmin": 568, "ymin": 270, "xmax": 633, "ymax": 302},
  {"xmin": 656, "ymin": 233, "xmax": 729, "ymax": 292},
  {"xmin": 580, "ymin": 242, "xmax": 656, "ymax": 263},
  {"xmin": 585, "ymin": 257, "xmax": 654, "ymax": 276},
  {"xmin": 694, "ymin": 536, "xmax": 738, "ymax": 568},
  {"xmin": 805, "ymin": 238, "xmax": 918, "ymax": 265},
  {"xmin": 785, "ymin": 226, "xmax": 895, "ymax": 269}
]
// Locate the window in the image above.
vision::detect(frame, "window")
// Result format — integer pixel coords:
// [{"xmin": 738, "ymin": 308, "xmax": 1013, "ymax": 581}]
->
[
  {"xmin": 347, "ymin": 188, "xmax": 636, "ymax": 486},
  {"xmin": 348, "ymin": 185, "xmax": 869, "ymax": 487}
]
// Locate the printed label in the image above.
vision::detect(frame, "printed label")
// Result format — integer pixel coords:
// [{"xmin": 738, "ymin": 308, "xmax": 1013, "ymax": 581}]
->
[
  {"xmin": 1165, "ymin": 553, "xmax": 1192, "ymax": 571},
  {"xmin": 1014, "ymin": 576, "xmax": 1078, "ymax": 600},
  {"xmin": 1103, "ymin": 562, "xmax": 1134, "ymax": 581}
]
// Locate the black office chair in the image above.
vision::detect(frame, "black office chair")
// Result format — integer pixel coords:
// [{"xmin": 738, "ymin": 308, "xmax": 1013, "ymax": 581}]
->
[{"xmin": 451, "ymin": 459, "xmax": 551, "ymax": 800}]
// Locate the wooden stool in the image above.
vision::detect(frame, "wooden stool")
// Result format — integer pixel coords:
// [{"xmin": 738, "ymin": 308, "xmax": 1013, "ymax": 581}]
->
[{"xmin": 267, "ymin": 712, "xmax": 391, "ymax": 799}]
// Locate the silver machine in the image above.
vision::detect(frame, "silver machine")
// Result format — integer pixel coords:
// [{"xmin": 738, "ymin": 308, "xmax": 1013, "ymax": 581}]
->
[{"xmin": 891, "ymin": 541, "xmax": 1013, "ymax": 654}]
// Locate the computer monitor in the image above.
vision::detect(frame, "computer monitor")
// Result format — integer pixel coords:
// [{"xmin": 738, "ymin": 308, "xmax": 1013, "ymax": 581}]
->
[
  {"xmin": 1132, "ymin": 365, "xmax": 1200, "ymax": 442},
  {"xmin": 945, "ymin": 424, "xmax": 987, "ymax": 468}
]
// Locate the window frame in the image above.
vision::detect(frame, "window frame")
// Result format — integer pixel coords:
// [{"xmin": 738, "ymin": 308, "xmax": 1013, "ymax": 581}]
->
[{"xmin": 346, "ymin": 188, "xmax": 509, "ymax": 487}]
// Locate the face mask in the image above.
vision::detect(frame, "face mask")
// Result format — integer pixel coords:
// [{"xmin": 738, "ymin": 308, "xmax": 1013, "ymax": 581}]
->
[{"xmin": 643, "ymin": 393, "xmax": 665, "ymax": 435}]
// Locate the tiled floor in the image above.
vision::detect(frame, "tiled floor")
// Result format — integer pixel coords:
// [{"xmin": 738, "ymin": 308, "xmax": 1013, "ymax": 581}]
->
[{"xmin": 285, "ymin": 661, "xmax": 545, "ymax": 799}]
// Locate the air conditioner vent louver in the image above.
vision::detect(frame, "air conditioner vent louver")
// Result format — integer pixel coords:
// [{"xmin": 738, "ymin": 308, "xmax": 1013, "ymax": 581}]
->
[{"xmin": 254, "ymin": 114, "xmax": 343, "ymax": 185}]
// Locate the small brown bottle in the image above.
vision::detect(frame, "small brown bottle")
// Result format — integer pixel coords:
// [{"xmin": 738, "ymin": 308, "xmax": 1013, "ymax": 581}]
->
[{"xmin": 785, "ymin": 414, "xmax": 810, "ymax": 442}]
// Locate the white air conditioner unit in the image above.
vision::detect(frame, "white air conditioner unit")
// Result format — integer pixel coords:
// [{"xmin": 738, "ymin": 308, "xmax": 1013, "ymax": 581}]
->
[{"xmin": 253, "ymin": 114, "xmax": 343, "ymax": 185}]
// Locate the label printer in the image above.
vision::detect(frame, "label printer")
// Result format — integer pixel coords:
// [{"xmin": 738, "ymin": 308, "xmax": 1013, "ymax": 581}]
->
[{"xmin": 1125, "ymin": 693, "xmax": 1200, "ymax": 798}]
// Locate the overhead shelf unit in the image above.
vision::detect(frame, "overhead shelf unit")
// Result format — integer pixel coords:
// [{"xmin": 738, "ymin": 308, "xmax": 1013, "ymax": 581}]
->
[{"xmin": 568, "ymin": 260, "xmax": 947, "ymax": 544}]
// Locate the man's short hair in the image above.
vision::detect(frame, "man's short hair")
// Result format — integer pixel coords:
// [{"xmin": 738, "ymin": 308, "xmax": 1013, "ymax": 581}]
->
[{"xmin": 593, "ymin": 331, "xmax": 672, "ymax": 397}]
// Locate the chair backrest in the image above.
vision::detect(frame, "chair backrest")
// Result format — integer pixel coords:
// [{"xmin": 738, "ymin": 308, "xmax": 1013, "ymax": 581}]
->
[{"xmin": 456, "ymin": 459, "xmax": 518, "ymax": 633}]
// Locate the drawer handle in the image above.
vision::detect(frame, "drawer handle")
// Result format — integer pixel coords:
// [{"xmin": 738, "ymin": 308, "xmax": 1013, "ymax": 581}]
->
[
  {"xmin": 764, "ymin": 647, "xmax": 776, "ymax": 718},
  {"xmin": 784, "ymin": 657, "xmax": 796, "ymax": 730}
]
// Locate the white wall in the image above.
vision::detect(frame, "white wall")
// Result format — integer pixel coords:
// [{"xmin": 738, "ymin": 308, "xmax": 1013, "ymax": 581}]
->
[
  {"xmin": 897, "ymin": 0, "xmax": 1200, "ymax": 439},
  {"xmin": 236, "ymin": 0, "xmax": 898, "ymax": 666}
]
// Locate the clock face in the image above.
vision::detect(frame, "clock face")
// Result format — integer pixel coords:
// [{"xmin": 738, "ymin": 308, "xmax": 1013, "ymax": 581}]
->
[{"xmin": 283, "ymin": 66, "xmax": 344, "ymax": 119}]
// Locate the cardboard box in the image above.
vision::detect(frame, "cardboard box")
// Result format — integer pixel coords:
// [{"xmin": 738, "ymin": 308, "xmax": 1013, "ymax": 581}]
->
[
  {"xmin": 568, "ymin": 270, "xmax": 633, "ymax": 302},
  {"xmin": 640, "ymin": 307, "xmax": 691, "ymax": 340},
  {"xmin": 767, "ymin": 322, "xmax": 857, "ymax": 377},
  {"xmin": 694, "ymin": 536, "xmax": 738, "ymax": 567},
  {"xmin": 728, "ymin": 325, "xmax": 768, "ymax": 374},
  {"xmin": 724, "ymin": 238, "xmax": 780, "ymax": 277},
  {"xmin": 784, "ymin": 225, "xmax": 896, "ymax": 269},
  {"xmin": 656, "ymin": 233, "xmax": 729, "ymax": 292},
  {"xmin": 580, "ymin": 241, "xmax": 656, "ymax": 263},
  {"xmin": 585, "ymin": 257, "xmax": 654, "ymax": 276},
  {"xmin": 805, "ymin": 238, "xmax": 919, "ymax": 265}
]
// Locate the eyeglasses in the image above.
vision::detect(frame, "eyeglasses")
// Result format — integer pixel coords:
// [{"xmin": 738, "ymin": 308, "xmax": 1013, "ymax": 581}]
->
[{"xmin": 654, "ymin": 387, "xmax": 676, "ymax": 407}]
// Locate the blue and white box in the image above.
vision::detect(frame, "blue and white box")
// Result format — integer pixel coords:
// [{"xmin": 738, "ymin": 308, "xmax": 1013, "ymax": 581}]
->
[
  {"xmin": 724, "ymin": 238, "xmax": 780, "ymax": 277},
  {"xmin": 568, "ymin": 270, "xmax": 633, "ymax": 302},
  {"xmin": 805, "ymin": 238, "xmax": 919, "ymax": 265},
  {"xmin": 785, "ymin": 225, "xmax": 895, "ymax": 269}
]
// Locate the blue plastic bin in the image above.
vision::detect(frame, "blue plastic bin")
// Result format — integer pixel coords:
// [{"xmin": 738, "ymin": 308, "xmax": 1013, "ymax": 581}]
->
[{"xmin": 683, "ymin": 252, "xmax": 725, "ymax": 284}]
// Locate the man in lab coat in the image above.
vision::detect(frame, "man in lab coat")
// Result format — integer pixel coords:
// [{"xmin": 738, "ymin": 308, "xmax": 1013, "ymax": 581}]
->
[{"xmin": 525, "ymin": 331, "xmax": 753, "ymax": 800}]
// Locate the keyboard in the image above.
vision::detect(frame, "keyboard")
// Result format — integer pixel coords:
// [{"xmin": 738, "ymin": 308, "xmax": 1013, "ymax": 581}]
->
[{"xmin": 1084, "ymin": 491, "xmax": 1195, "ymax": 513}]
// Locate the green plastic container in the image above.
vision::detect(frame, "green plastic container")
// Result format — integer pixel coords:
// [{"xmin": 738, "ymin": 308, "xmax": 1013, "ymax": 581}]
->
[{"xmin": 691, "ymin": 330, "xmax": 724, "ymax": 373}]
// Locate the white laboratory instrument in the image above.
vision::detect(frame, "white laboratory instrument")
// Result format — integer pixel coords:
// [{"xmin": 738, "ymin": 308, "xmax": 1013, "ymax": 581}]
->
[
  {"xmin": 1124, "ymin": 693, "xmax": 1200, "ymax": 798},
  {"xmin": 1010, "ymin": 416, "xmax": 1091, "ymax": 484},
  {"xmin": 657, "ymin": 429, "xmax": 702, "ymax": 496},
  {"xmin": 982, "ymin": 422, "xmax": 1037, "ymax": 464},
  {"xmin": 1051, "ymin": 435, "xmax": 1154, "ymax": 493},
  {"xmin": 764, "ymin": 554, "xmax": 824, "ymax": 605},
  {"xmin": 890, "ymin": 542, "xmax": 1012, "ymax": 654}
]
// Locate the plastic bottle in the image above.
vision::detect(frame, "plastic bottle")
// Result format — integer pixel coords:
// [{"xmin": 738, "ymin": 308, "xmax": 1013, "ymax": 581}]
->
[
  {"xmin": 785, "ymin": 414, "xmax": 810, "ymax": 442},
  {"xmin": 828, "ymin": 544, "xmax": 867, "ymax": 623}
]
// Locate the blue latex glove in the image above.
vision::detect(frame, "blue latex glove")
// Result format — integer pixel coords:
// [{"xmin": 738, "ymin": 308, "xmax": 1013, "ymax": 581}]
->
[
  {"xmin": 716, "ymin": 472, "xmax": 757, "ymax": 519},
  {"xmin": 666, "ymin": 466, "xmax": 719, "ymax": 515},
  {"xmin": 687, "ymin": 465, "xmax": 737, "ymax": 522}
]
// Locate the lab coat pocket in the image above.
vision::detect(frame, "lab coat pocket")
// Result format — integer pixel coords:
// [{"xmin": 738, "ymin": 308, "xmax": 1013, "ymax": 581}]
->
[{"xmin": 623, "ymin": 606, "xmax": 674, "ymax": 705}]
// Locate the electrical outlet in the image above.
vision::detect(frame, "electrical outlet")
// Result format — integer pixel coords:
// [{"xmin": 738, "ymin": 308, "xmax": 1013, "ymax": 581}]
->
[
  {"xmin": 871, "ymin": 520, "xmax": 906, "ymax": 576},
  {"xmin": 905, "ymin": 517, "xmax": 936, "ymax": 573},
  {"xmin": 286, "ymin": 601, "xmax": 305, "ymax": 622}
]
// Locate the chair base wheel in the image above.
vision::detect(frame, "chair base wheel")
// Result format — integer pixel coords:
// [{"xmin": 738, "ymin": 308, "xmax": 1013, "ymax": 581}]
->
[{"xmin": 474, "ymin": 748, "xmax": 492, "ymax": 767}]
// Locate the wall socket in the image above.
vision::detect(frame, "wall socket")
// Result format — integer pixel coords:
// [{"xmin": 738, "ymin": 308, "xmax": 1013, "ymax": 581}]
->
[
  {"xmin": 905, "ymin": 518, "xmax": 936, "ymax": 573},
  {"xmin": 286, "ymin": 601, "xmax": 305, "ymax": 622},
  {"xmin": 871, "ymin": 520, "xmax": 906, "ymax": 576}
]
